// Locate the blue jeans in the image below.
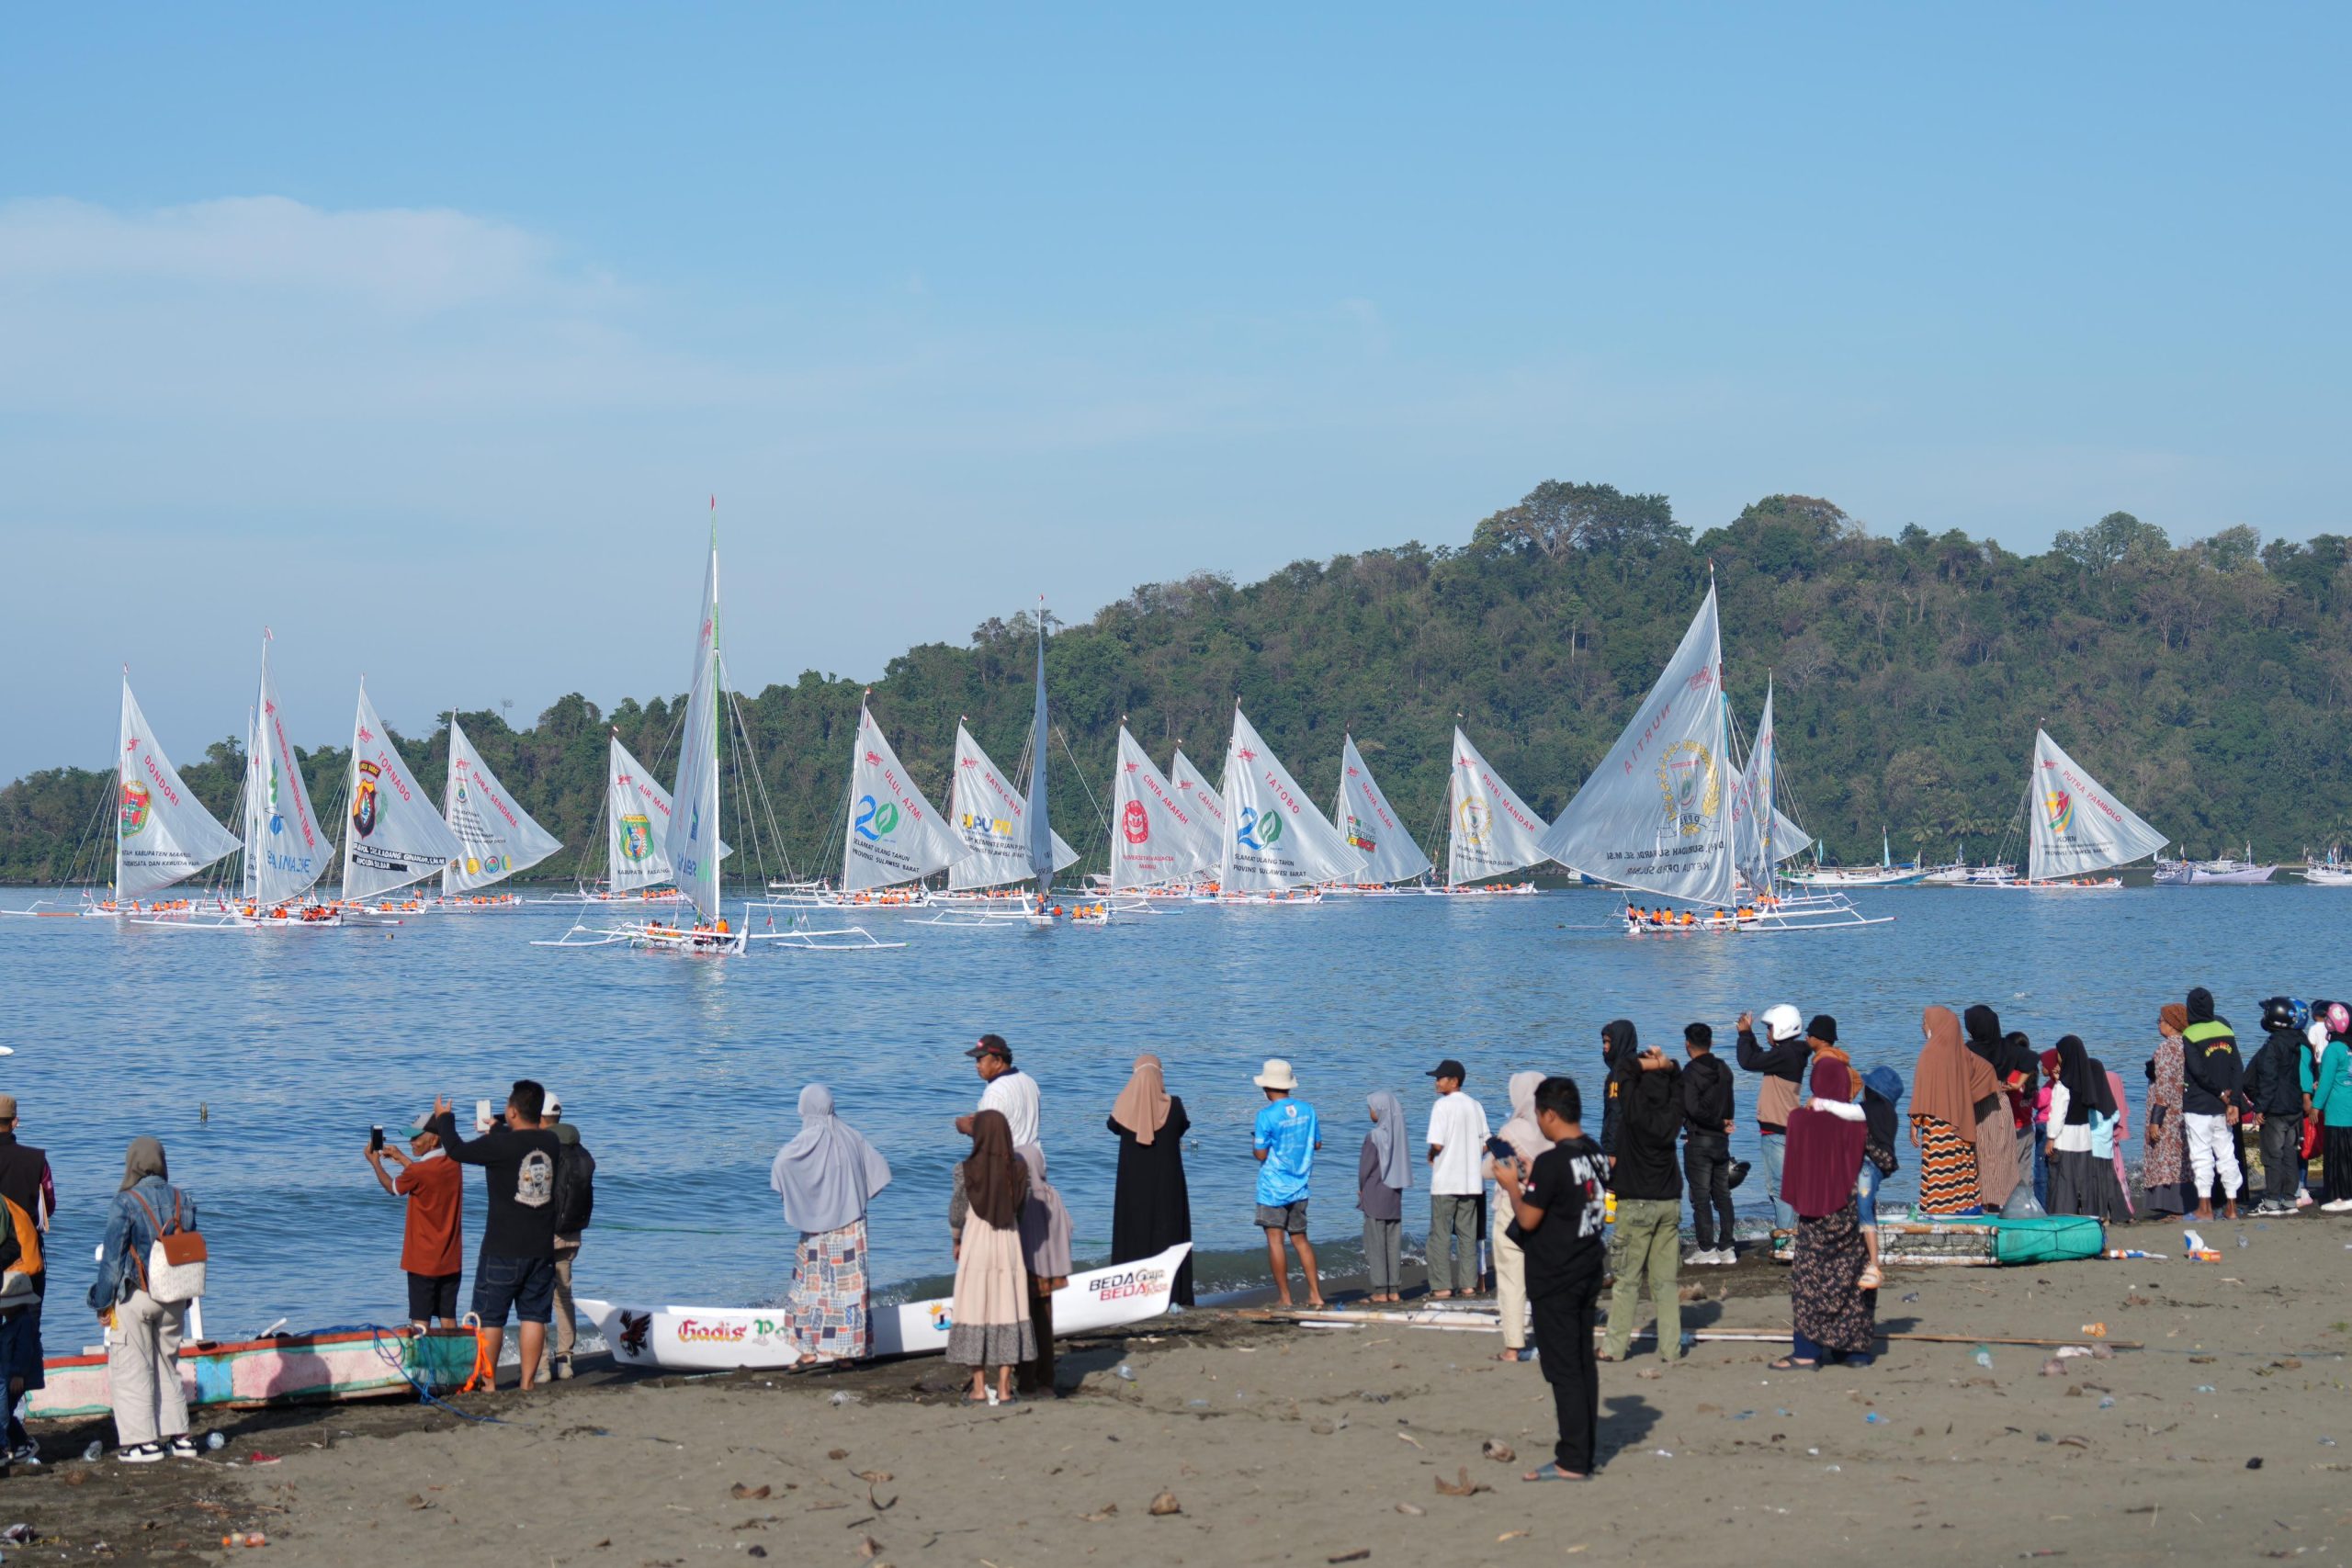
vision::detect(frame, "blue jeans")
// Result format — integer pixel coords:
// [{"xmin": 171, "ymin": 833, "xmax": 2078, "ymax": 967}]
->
[
  {"xmin": 2030, "ymin": 1127, "xmax": 2052, "ymax": 1210},
  {"xmin": 1760, "ymin": 1133, "xmax": 1796, "ymax": 1228},
  {"xmin": 1856, "ymin": 1161, "xmax": 1883, "ymax": 1227}
]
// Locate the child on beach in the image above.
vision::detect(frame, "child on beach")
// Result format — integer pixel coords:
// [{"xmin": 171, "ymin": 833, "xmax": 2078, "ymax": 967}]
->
[
  {"xmin": 1494, "ymin": 1076, "xmax": 1607, "ymax": 1482},
  {"xmin": 1251, "ymin": 1059, "xmax": 1324, "ymax": 1309}
]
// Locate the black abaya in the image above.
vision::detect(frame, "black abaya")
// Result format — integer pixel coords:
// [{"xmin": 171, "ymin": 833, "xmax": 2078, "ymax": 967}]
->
[{"xmin": 1107, "ymin": 1096, "xmax": 1194, "ymax": 1306}]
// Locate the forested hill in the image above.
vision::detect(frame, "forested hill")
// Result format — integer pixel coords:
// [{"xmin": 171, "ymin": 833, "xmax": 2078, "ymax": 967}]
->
[{"xmin": 6, "ymin": 485, "xmax": 2350, "ymax": 886}]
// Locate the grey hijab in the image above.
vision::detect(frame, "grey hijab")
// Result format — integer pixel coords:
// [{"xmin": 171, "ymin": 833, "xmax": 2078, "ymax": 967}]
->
[
  {"xmin": 769, "ymin": 1086, "xmax": 892, "ymax": 1235},
  {"xmin": 1016, "ymin": 1144, "xmax": 1073, "ymax": 1280},
  {"xmin": 1365, "ymin": 1090, "xmax": 1410, "ymax": 1192},
  {"xmin": 120, "ymin": 1136, "xmax": 167, "ymax": 1192}
]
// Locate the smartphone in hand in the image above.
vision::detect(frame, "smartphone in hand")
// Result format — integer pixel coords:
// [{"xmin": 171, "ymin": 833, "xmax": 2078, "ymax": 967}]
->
[{"xmin": 369, "ymin": 1125, "xmax": 385, "ymax": 1154}]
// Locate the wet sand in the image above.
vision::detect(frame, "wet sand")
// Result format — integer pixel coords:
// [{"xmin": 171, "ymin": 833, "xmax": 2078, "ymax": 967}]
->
[{"xmin": 10, "ymin": 1216, "xmax": 2350, "ymax": 1567}]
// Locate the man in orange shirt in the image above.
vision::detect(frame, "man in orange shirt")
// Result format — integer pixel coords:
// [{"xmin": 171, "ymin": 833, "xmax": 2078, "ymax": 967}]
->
[{"xmin": 368, "ymin": 1114, "xmax": 466, "ymax": 1327}]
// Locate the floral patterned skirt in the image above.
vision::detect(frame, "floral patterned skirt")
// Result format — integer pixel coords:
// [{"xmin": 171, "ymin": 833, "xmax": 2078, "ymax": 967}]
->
[
  {"xmin": 1790, "ymin": 1198, "xmax": 1875, "ymax": 1355},
  {"xmin": 789, "ymin": 1218, "xmax": 870, "ymax": 1364}
]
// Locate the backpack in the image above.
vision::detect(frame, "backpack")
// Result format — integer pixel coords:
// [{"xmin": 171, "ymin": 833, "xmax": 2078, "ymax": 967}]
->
[
  {"xmin": 553, "ymin": 1140, "xmax": 596, "ymax": 1235},
  {"xmin": 129, "ymin": 1189, "xmax": 207, "ymax": 1304},
  {"xmin": 0, "ymin": 1195, "xmax": 41, "ymax": 1304}
]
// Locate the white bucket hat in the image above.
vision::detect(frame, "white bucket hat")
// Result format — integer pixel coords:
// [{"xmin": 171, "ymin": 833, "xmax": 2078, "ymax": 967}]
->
[{"xmin": 1252, "ymin": 1057, "xmax": 1298, "ymax": 1091}]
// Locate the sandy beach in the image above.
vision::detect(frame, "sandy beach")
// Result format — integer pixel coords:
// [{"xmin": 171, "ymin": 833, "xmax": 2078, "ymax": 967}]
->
[{"xmin": 9, "ymin": 1216, "xmax": 2349, "ymax": 1567}]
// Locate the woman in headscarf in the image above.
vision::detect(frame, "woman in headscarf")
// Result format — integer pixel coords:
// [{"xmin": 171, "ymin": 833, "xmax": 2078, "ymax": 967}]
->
[
  {"xmin": 2104, "ymin": 1062, "xmax": 2136, "ymax": 1219},
  {"xmin": 1961, "ymin": 1005, "xmax": 2023, "ymax": 1210},
  {"xmin": 1771, "ymin": 1061, "xmax": 1875, "ymax": 1371},
  {"xmin": 771, "ymin": 1087, "xmax": 893, "ymax": 1367},
  {"xmin": 1487, "ymin": 1072, "xmax": 1550, "ymax": 1362},
  {"xmin": 2142, "ymin": 1003, "xmax": 2190, "ymax": 1216},
  {"xmin": 947, "ymin": 1110, "xmax": 1035, "ymax": 1404},
  {"xmin": 1105, "ymin": 1055, "xmax": 1193, "ymax": 1307},
  {"xmin": 1356, "ymin": 1089, "xmax": 1409, "ymax": 1304},
  {"xmin": 2044, "ymin": 1037, "xmax": 2128, "ymax": 1223},
  {"xmin": 86, "ymin": 1137, "xmax": 201, "ymax": 1461},
  {"xmin": 1013, "ymin": 1145, "xmax": 1074, "ymax": 1399},
  {"xmin": 2309, "ymin": 1012, "xmax": 2352, "ymax": 1210},
  {"xmin": 1912, "ymin": 1006, "xmax": 2001, "ymax": 1214}
]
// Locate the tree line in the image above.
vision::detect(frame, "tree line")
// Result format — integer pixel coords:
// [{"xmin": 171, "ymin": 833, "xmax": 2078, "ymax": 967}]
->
[{"xmin": 6, "ymin": 482, "xmax": 2347, "ymax": 886}]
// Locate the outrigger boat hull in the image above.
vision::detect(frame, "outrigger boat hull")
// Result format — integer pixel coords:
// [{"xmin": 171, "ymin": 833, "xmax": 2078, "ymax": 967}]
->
[{"xmin": 28, "ymin": 1326, "xmax": 479, "ymax": 1420}]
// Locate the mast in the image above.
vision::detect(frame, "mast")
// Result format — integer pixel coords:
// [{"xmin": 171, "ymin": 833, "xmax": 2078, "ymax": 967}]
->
[{"xmin": 1026, "ymin": 599, "xmax": 1054, "ymax": 901}]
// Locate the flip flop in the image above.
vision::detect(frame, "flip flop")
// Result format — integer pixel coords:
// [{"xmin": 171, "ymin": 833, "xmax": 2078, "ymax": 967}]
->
[
  {"xmin": 1522, "ymin": 1461, "xmax": 1588, "ymax": 1483},
  {"xmin": 1768, "ymin": 1357, "xmax": 1817, "ymax": 1371}
]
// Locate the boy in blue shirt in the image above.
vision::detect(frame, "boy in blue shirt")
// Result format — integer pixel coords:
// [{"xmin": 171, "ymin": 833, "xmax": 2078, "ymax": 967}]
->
[{"xmin": 1251, "ymin": 1058, "xmax": 1324, "ymax": 1309}]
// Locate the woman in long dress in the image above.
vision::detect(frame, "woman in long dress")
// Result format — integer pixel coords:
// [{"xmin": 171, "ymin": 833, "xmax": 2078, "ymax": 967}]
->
[
  {"xmin": 1106, "ymin": 1055, "xmax": 1193, "ymax": 1306},
  {"xmin": 2142, "ymin": 1003, "xmax": 2189, "ymax": 1216},
  {"xmin": 948, "ymin": 1110, "xmax": 1035, "ymax": 1404},
  {"xmin": 2045, "ymin": 1036, "xmax": 2129, "ymax": 1223},
  {"xmin": 1357, "ymin": 1089, "xmax": 1408, "ymax": 1304},
  {"xmin": 1487, "ymin": 1072, "xmax": 1549, "ymax": 1361},
  {"xmin": 1013, "ymin": 1145, "xmax": 1073, "ymax": 1399},
  {"xmin": 1772, "ymin": 1061, "xmax": 1874, "ymax": 1371},
  {"xmin": 770, "ymin": 1086, "xmax": 893, "ymax": 1368},
  {"xmin": 1911, "ymin": 1006, "xmax": 2001, "ymax": 1214},
  {"xmin": 1962, "ymin": 1006, "xmax": 2025, "ymax": 1211}
]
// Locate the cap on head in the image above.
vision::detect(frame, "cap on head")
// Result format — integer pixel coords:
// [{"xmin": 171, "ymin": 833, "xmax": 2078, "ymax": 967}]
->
[
  {"xmin": 1426, "ymin": 1057, "xmax": 1467, "ymax": 1083},
  {"xmin": 965, "ymin": 1033, "xmax": 1012, "ymax": 1062},
  {"xmin": 1806, "ymin": 1014, "xmax": 1838, "ymax": 1045},
  {"xmin": 1760, "ymin": 1003, "xmax": 1804, "ymax": 1043},
  {"xmin": 543, "ymin": 1090, "xmax": 563, "ymax": 1119},
  {"xmin": 1253, "ymin": 1057, "xmax": 1297, "ymax": 1091}
]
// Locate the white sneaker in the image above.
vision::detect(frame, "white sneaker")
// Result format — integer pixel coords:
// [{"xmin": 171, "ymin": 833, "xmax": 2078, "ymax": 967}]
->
[
  {"xmin": 1712, "ymin": 1248, "xmax": 1737, "ymax": 1265},
  {"xmin": 2321, "ymin": 1199, "xmax": 2352, "ymax": 1213},
  {"xmin": 168, "ymin": 1435, "xmax": 200, "ymax": 1459},
  {"xmin": 1682, "ymin": 1250, "xmax": 1713, "ymax": 1267},
  {"xmin": 117, "ymin": 1442, "xmax": 164, "ymax": 1464}
]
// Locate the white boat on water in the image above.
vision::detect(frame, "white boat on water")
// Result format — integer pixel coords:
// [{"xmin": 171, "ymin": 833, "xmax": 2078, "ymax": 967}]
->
[
  {"xmin": 577, "ymin": 1243, "xmax": 1191, "ymax": 1372},
  {"xmin": 1964, "ymin": 730, "xmax": 2165, "ymax": 890},
  {"xmin": 2301, "ymin": 851, "xmax": 2352, "ymax": 886},
  {"xmin": 1217, "ymin": 708, "xmax": 1367, "ymax": 902},
  {"xmin": 1430, "ymin": 727, "xmax": 1552, "ymax": 894},
  {"xmin": 1783, "ymin": 829, "xmax": 1928, "ymax": 887},
  {"xmin": 2154, "ymin": 844, "xmax": 2277, "ymax": 886},
  {"xmin": 436, "ymin": 716, "xmax": 563, "ymax": 905}
]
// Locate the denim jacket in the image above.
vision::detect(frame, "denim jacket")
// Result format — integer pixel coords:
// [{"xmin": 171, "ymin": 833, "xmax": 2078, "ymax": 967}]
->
[{"xmin": 86, "ymin": 1175, "xmax": 199, "ymax": 1312}]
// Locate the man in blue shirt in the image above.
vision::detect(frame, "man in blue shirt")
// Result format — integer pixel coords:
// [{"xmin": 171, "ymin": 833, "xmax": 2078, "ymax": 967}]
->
[{"xmin": 1251, "ymin": 1058, "xmax": 1324, "ymax": 1309}]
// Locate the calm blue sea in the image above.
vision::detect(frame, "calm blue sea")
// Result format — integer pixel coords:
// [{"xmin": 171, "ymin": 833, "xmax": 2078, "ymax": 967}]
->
[{"xmin": 1, "ymin": 885, "xmax": 2333, "ymax": 1337}]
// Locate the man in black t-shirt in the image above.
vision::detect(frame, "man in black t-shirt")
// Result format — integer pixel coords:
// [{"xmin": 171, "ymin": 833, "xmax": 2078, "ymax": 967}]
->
[
  {"xmin": 427, "ymin": 1079, "xmax": 562, "ymax": 1391},
  {"xmin": 1496, "ymin": 1075, "xmax": 1609, "ymax": 1482}
]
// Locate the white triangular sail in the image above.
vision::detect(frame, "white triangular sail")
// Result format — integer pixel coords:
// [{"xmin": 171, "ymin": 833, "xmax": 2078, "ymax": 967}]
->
[
  {"xmin": 844, "ymin": 706, "xmax": 966, "ymax": 892},
  {"xmin": 2027, "ymin": 728, "xmax": 2165, "ymax": 881},
  {"xmin": 1166, "ymin": 746, "xmax": 1227, "ymax": 877},
  {"xmin": 1331, "ymin": 735, "xmax": 1432, "ymax": 886},
  {"xmin": 665, "ymin": 536, "xmax": 725, "ymax": 923},
  {"xmin": 607, "ymin": 734, "xmax": 678, "ymax": 892},
  {"xmin": 1535, "ymin": 586, "xmax": 1736, "ymax": 907},
  {"xmin": 343, "ymin": 685, "xmax": 469, "ymax": 899},
  {"xmin": 1446, "ymin": 728, "xmax": 1552, "ymax": 886},
  {"xmin": 116, "ymin": 676, "xmax": 241, "ymax": 897},
  {"xmin": 945, "ymin": 722, "xmax": 1079, "ymax": 891},
  {"xmin": 1109, "ymin": 728, "xmax": 1213, "ymax": 889},
  {"xmin": 1772, "ymin": 807, "xmax": 1812, "ymax": 863},
  {"xmin": 1219, "ymin": 709, "xmax": 1368, "ymax": 893},
  {"xmin": 442, "ymin": 718, "xmax": 562, "ymax": 893},
  {"xmin": 1729, "ymin": 684, "xmax": 1774, "ymax": 890},
  {"xmin": 245, "ymin": 639, "xmax": 331, "ymax": 907}
]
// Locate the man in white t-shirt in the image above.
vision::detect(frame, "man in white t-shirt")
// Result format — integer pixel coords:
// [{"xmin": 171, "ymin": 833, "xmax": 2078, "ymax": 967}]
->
[
  {"xmin": 1424, "ymin": 1058, "xmax": 1490, "ymax": 1300},
  {"xmin": 956, "ymin": 1033, "xmax": 1042, "ymax": 1150}
]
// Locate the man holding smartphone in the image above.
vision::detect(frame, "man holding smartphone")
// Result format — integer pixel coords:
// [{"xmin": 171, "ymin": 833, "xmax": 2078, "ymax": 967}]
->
[{"xmin": 367, "ymin": 1111, "xmax": 464, "ymax": 1329}]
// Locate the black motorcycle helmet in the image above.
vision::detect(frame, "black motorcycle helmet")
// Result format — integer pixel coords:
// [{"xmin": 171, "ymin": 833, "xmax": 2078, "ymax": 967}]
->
[{"xmin": 2260, "ymin": 995, "xmax": 2300, "ymax": 1032}]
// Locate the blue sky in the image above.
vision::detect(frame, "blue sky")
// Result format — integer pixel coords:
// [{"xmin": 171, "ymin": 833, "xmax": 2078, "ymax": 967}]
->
[{"xmin": 3, "ymin": 6, "xmax": 2345, "ymax": 777}]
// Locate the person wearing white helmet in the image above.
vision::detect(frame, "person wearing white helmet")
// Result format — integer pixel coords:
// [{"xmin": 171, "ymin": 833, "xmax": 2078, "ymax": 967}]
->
[{"xmin": 1736, "ymin": 1004, "xmax": 1809, "ymax": 1230}]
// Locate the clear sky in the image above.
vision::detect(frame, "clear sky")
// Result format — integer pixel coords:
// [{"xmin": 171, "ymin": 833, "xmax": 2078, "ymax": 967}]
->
[{"xmin": 3, "ymin": 6, "xmax": 2345, "ymax": 778}]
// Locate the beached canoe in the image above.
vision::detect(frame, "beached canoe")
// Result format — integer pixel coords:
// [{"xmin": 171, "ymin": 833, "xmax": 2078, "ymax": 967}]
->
[
  {"xmin": 28, "ymin": 1325, "xmax": 480, "ymax": 1421},
  {"xmin": 578, "ymin": 1242, "xmax": 1192, "ymax": 1372}
]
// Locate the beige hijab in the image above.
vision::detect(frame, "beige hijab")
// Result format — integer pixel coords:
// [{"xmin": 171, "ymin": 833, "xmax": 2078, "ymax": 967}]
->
[{"xmin": 1110, "ymin": 1055, "xmax": 1172, "ymax": 1145}]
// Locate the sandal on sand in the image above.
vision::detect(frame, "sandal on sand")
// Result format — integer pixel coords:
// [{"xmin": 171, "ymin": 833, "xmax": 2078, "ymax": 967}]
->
[
  {"xmin": 1523, "ymin": 1461, "xmax": 1588, "ymax": 1483},
  {"xmin": 1768, "ymin": 1357, "xmax": 1817, "ymax": 1371},
  {"xmin": 1859, "ymin": 1265, "xmax": 1884, "ymax": 1291}
]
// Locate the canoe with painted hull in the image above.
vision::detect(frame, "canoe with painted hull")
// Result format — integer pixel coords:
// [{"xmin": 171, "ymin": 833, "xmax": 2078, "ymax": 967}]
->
[
  {"xmin": 28, "ymin": 1326, "xmax": 479, "ymax": 1420},
  {"xmin": 577, "ymin": 1243, "xmax": 1192, "ymax": 1372}
]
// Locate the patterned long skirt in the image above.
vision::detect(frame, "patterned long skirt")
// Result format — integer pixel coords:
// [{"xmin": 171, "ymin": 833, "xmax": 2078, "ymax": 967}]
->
[
  {"xmin": 1913, "ymin": 1115, "xmax": 1982, "ymax": 1214},
  {"xmin": 1790, "ymin": 1199, "xmax": 1875, "ymax": 1355},
  {"xmin": 788, "ymin": 1218, "xmax": 871, "ymax": 1364}
]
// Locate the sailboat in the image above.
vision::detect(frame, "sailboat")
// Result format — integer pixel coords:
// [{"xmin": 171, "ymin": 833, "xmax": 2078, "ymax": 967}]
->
[
  {"xmin": 336, "ymin": 682, "xmax": 468, "ymax": 918},
  {"xmin": 1535, "ymin": 584, "xmax": 1884, "ymax": 935},
  {"xmin": 104, "ymin": 673, "xmax": 243, "ymax": 920},
  {"xmin": 547, "ymin": 731, "xmax": 696, "ymax": 907},
  {"xmin": 221, "ymin": 633, "xmax": 342, "ymax": 927},
  {"xmin": 1105, "ymin": 726, "xmax": 1220, "ymax": 894},
  {"xmin": 1217, "ymin": 708, "xmax": 1365, "ymax": 902},
  {"xmin": 935, "ymin": 720, "xmax": 1078, "ymax": 902},
  {"xmin": 1969, "ymin": 729, "xmax": 2165, "ymax": 889},
  {"xmin": 1168, "ymin": 745, "xmax": 1227, "ymax": 889},
  {"xmin": 435, "ymin": 717, "xmax": 564, "ymax": 908},
  {"xmin": 1326, "ymin": 735, "xmax": 1433, "ymax": 894},
  {"xmin": 838, "ymin": 702, "xmax": 965, "ymax": 906},
  {"xmin": 1782, "ymin": 825, "xmax": 1928, "ymax": 888},
  {"xmin": 1424, "ymin": 727, "xmax": 1547, "ymax": 895}
]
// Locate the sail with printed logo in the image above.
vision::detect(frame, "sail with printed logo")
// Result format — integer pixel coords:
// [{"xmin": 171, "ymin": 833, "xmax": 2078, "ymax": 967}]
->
[
  {"xmin": 945, "ymin": 722, "xmax": 1079, "ymax": 891},
  {"xmin": 243, "ymin": 635, "xmax": 332, "ymax": 907},
  {"xmin": 844, "ymin": 705, "xmax": 965, "ymax": 893},
  {"xmin": 442, "ymin": 718, "xmax": 562, "ymax": 894},
  {"xmin": 1166, "ymin": 746, "xmax": 1227, "ymax": 878},
  {"xmin": 2026, "ymin": 728, "xmax": 2165, "ymax": 882},
  {"xmin": 1534, "ymin": 584, "xmax": 1736, "ymax": 908},
  {"xmin": 116, "ymin": 674, "xmax": 242, "ymax": 898},
  {"xmin": 607, "ymin": 733, "xmax": 675, "ymax": 892},
  {"xmin": 664, "ymin": 531, "xmax": 725, "ymax": 924},
  {"xmin": 1331, "ymin": 734, "xmax": 1432, "ymax": 885},
  {"xmin": 1109, "ymin": 728, "xmax": 1214, "ymax": 889},
  {"xmin": 341, "ymin": 683, "xmax": 469, "ymax": 901},
  {"xmin": 1218, "ymin": 708, "xmax": 1368, "ymax": 894},
  {"xmin": 1445, "ymin": 728, "xmax": 1552, "ymax": 887}
]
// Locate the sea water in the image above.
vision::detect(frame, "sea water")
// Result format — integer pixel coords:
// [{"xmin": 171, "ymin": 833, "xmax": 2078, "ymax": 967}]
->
[{"xmin": 0, "ymin": 885, "xmax": 2328, "ymax": 1335}]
